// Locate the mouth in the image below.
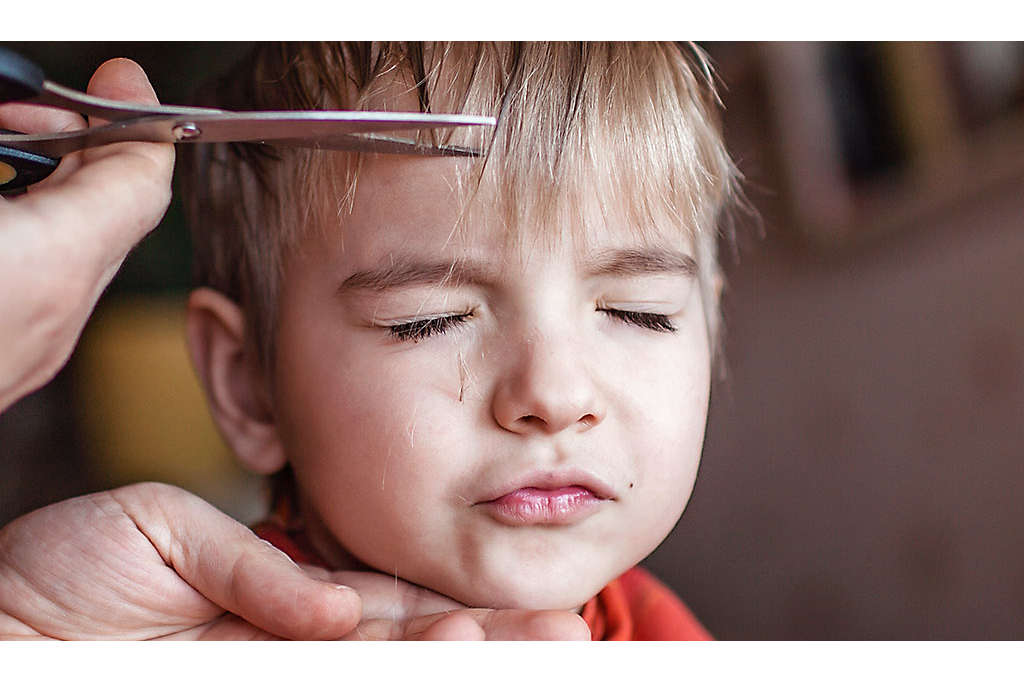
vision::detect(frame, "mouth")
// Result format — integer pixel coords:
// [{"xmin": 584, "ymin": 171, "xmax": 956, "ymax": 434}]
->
[{"xmin": 475, "ymin": 470, "xmax": 615, "ymax": 527}]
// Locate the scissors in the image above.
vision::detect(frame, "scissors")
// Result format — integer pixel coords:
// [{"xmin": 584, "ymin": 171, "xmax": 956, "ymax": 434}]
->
[{"xmin": 0, "ymin": 46, "xmax": 496, "ymax": 195}]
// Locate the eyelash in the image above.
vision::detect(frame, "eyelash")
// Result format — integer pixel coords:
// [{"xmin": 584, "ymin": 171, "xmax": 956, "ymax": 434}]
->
[
  {"xmin": 385, "ymin": 308, "xmax": 676, "ymax": 342},
  {"xmin": 599, "ymin": 308, "xmax": 678, "ymax": 333},
  {"xmin": 386, "ymin": 312, "xmax": 473, "ymax": 342}
]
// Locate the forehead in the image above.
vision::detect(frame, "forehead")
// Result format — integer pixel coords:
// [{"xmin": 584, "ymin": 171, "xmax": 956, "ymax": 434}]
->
[{"xmin": 314, "ymin": 153, "xmax": 697, "ymax": 272}]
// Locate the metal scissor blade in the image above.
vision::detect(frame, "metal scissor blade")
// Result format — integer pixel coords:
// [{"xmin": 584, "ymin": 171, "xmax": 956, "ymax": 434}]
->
[
  {"xmin": 0, "ymin": 117, "xmax": 179, "ymax": 157},
  {"xmin": 270, "ymin": 134, "xmax": 485, "ymax": 157},
  {"xmin": 178, "ymin": 111, "xmax": 496, "ymax": 142},
  {"xmin": 0, "ymin": 111, "xmax": 495, "ymax": 158},
  {"xmin": 31, "ymin": 80, "xmax": 228, "ymax": 121}
]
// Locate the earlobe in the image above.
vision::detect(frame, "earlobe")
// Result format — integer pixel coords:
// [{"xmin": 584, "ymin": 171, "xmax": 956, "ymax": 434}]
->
[{"xmin": 185, "ymin": 287, "xmax": 287, "ymax": 475}]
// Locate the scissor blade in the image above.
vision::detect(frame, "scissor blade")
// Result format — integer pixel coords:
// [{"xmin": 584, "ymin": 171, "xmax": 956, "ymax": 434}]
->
[
  {"xmin": 0, "ymin": 111, "xmax": 495, "ymax": 158},
  {"xmin": 181, "ymin": 111, "xmax": 496, "ymax": 142},
  {"xmin": 0, "ymin": 118, "xmax": 178, "ymax": 157},
  {"xmin": 270, "ymin": 134, "xmax": 485, "ymax": 157}
]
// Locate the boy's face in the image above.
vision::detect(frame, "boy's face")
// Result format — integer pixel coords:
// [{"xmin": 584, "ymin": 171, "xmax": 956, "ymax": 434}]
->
[{"xmin": 269, "ymin": 155, "xmax": 711, "ymax": 610}]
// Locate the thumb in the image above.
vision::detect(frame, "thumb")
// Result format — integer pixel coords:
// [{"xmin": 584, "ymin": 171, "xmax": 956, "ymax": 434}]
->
[
  {"xmin": 86, "ymin": 58, "xmax": 161, "ymax": 116},
  {"xmin": 111, "ymin": 482, "xmax": 362, "ymax": 640}
]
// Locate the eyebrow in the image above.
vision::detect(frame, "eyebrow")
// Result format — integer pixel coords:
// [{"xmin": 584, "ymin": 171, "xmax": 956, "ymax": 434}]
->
[
  {"xmin": 583, "ymin": 248, "xmax": 698, "ymax": 278},
  {"xmin": 338, "ymin": 258, "xmax": 491, "ymax": 293},
  {"xmin": 337, "ymin": 247, "xmax": 697, "ymax": 294}
]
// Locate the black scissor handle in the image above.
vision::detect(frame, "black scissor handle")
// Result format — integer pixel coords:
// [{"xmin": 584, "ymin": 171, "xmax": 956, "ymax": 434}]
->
[
  {"xmin": 0, "ymin": 129, "xmax": 59, "ymax": 195},
  {"xmin": 0, "ymin": 46, "xmax": 45, "ymax": 104},
  {"xmin": 0, "ymin": 48, "xmax": 59, "ymax": 194}
]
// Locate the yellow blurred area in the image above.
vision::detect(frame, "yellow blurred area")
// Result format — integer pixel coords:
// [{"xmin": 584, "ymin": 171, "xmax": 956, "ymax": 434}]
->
[{"xmin": 73, "ymin": 296, "xmax": 265, "ymax": 523}]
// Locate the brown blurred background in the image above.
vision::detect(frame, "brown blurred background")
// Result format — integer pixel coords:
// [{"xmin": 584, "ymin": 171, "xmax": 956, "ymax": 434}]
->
[{"xmin": 2, "ymin": 42, "xmax": 1023, "ymax": 639}]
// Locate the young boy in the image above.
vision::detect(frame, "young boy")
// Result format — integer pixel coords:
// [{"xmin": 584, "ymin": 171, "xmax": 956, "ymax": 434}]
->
[{"xmin": 178, "ymin": 41, "xmax": 737, "ymax": 640}]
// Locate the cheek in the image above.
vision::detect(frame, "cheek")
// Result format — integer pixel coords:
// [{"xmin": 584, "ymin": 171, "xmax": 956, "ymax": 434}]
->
[
  {"xmin": 626, "ymin": 334, "xmax": 710, "ymax": 522},
  {"xmin": 278, "ymin": 347, "xmax": 454, "ymax": 480},
  {"xmin": 273, "ymin": 317, "xmax": 468, "ymax": 538},
  {"xmin": 644, "ymin": 377, "xmax": 707, "ymax": 497},
  {"xmin": 274, "ymin": 286, "xmax": 458, "ymax": 447}
]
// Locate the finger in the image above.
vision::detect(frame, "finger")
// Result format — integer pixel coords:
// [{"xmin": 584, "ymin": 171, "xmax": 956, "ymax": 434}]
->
[
  {"xmin": 2, "ymin": 56, "xmax": 167, "ymax": 199},
  {"xmin": 340, "ymin": 611, "xmax": 481, "ymax": 641},
  {"xmin": 0, "ymin": 102, "xmax": 84, "ymax": 135},
  {"xmin": 111, "ymin": 482, "xmax": 362, "ymax": 640},
  {"xmin": 0, "ymin": 99, "xmax": 87, "ymax": 192},
  {"xmin": 86, "ymin": 57, "xmax": 161, "ymax": 126},
  {"xmin": 38, "ymin": 56, "xmax": 168, "ymax": 190},
  {"xmin": 346, "ymin": 608, "xmax": 591, "ymax": 641},
  {"xmin": 81, "ymin": 58, "xmax": 172, "ymax": 169},
  {"xmin": 80, "ymin": 57, "xmax": 174, "ymax": 184},
  {"xmin": 416, "ymin": 612, "xmax": 486, "ymax": 641},
  {"xmin": 470, "ymin": 609, "xmax": 591, "ymax": 641},
  {"xmin": 14, "ymin": 58, "xmax": 174, "ymax": 267},
  {"xmin": 319, "ymin": 569, "xmax": 464, "ymax": 621}
]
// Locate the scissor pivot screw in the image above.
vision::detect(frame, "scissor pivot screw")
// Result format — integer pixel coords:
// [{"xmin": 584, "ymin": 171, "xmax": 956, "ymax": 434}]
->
[{"xmin": 173, "ymin": 123, "xmax": 201, "ymax": 140}]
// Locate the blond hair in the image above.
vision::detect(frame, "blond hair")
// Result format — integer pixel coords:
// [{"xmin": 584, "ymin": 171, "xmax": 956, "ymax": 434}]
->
[{"xmin": 181, "ymin": 42, "xmax": 739, "ymax": 373}]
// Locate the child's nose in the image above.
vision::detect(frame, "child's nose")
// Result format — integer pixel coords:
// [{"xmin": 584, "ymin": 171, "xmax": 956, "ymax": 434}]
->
[{"xmin": 490, "ymin": 333, "xmax": 605, "ymax": 436}]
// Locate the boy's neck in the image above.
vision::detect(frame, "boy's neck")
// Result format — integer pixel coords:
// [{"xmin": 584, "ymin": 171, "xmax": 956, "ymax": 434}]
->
[{"xmin": 296, "ymin": 495, "xmax": 376, "ymax": 573}]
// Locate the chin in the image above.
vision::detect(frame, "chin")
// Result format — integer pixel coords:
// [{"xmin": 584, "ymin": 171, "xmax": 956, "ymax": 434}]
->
[
  {"xmin": 434, "ymin": 561, "xmax": 618, "ymax": 611},
  {"xmin": 420, "ymin": 530, "xmax": 660, "ymax": 611}
]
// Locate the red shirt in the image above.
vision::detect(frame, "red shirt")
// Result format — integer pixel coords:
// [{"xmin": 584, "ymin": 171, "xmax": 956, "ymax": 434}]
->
[{"xmin": 581, "ymin": 566, "xmax": 712, "ymax": 640}]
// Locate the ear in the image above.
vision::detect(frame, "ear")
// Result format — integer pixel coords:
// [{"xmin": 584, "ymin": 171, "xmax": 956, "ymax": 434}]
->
[{"xmin": 185, "ymin": 287, "xmax": 287, "ymax": 475}]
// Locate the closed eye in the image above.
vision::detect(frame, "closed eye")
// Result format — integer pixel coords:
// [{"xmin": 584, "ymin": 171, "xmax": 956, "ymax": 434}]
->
[
  {"xmin": 599, "ymin": 308, "xmax": 678, "ymax": 333},
  {"xmin": 385, "ymin": 312, "xmax": 473, "ymax": 342}
]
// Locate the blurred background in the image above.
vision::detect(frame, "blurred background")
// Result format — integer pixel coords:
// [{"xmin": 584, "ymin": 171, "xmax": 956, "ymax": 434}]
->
[{"xmin": 1, "ymin": 42, "xmax": 1023, "ymax": 639}]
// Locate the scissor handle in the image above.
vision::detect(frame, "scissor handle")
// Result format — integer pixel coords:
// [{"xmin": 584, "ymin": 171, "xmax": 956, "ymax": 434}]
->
[
  {"xmin": 0, "ymin": 130, "xmax": 59, "ymax": 195},
  {"xmin": 0, "ymin": 49, "xmax": 57, "ymax": 194},
  {"xmin": 0, "ymin": 47, "xmax": 45, "ymax": 104}
]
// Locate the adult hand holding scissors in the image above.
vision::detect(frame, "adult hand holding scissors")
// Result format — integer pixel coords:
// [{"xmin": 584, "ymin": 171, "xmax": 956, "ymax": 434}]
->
[{"xmin": 0, "ymin": 57, "xmax": 174, "ymax": 413}]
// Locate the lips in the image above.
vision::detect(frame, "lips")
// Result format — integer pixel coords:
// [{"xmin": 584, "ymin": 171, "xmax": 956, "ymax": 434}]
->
[{"xmin": 475, "ymin": 470, "xmax": 615, "ymax": 526}]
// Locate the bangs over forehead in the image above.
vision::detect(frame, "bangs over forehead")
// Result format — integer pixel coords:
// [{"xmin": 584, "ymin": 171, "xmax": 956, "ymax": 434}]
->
[
  {"xmin": 326, "ymin": 43, "xmax": 734, "ymax": 246},
  {"xmin": 184, "ymin": 42, "xmax": 737, "ymax": 372},
  {"xmin": 450, "ymin": 43, "xmax": 730, "ymax": 250}
]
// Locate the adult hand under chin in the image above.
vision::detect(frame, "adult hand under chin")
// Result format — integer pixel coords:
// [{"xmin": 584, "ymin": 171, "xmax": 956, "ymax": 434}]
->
[
  {"xmin": 0, "ymin": 482, "xmax": 588, "ymax": 641},
  {"xmin": 308, "ymin": 567, "xmax": 590, "ymax": 641}
]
